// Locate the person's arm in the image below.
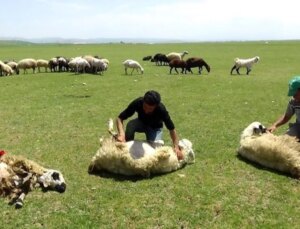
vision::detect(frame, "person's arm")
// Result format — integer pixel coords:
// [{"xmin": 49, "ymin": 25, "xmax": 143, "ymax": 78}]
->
[
  {"xmin": 169, "ymin": 129, "xmax": 183, "ymax": 160},
  {"xmin": 116, "ymin": 117, "xmax": 126, "ymax": 142},
  {"xmin": 268, "ymin": 114, "xmax": 292, "ymax": 133}
]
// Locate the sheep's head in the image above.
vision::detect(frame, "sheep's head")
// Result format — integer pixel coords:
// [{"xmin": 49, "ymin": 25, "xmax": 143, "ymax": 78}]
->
[
  {"xmin": 178, "ymin": 139, "xmax": 195, "ymax": 164},
  {"xmin": 241, "ymin": 121, "xmax": 267, "ymax": 139},
  {"xmin": 38, "ymin": 169, "xmax": 66, "ymax": 193},
  {"xmin": 255, "ymin": 56, "xmax": 260, "ymax": 63}
]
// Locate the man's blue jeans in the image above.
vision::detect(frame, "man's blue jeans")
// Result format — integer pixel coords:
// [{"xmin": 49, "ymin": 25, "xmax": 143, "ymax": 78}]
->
[{"xmin": 125, "ymin": 118, "xmax": 162, "ymax": 142}]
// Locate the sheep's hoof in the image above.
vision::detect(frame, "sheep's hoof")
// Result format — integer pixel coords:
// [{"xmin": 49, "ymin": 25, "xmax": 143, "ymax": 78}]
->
[{"xmin": 15, "ymin": 200, "xmax": 23, "ymax": 209}]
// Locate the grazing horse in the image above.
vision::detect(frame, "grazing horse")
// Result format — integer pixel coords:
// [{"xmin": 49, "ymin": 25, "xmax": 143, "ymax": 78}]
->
[
  {"xmin": 169, "ymin": 59, "xmax": 187, "ymax": 74},
  {"xmin": 186, "ymin": 57, "xmax": 211, "ymax": 74}
]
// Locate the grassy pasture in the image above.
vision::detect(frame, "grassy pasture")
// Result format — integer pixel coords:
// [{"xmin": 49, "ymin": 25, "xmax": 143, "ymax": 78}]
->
[{"xmin": 1, "ymin": 41, "xmax": 300, "ymax": 228}]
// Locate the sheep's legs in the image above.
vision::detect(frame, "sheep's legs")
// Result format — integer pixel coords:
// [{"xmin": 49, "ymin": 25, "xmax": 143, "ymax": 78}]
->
[
  {"xmin": 230, "ymin": 65, "xmax": 236, "ymax": 74},
  {"xmin": 246, "ymin": 68, "xmax": 251, "ymax": 75}
]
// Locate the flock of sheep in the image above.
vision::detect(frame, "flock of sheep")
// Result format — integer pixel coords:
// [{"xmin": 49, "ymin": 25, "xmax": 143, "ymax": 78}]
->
[
  {"xmin": 0, "ymin": 56, "xmax": 110, "ymax": 76},
  {"xmin": 0, "ymin": 51, "xmax": 260, "ymax": 77}
]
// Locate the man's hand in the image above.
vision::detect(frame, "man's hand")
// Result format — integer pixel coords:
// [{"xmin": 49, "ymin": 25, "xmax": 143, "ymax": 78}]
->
[
  {"xmin": 174, "ymin": 146, "xmax": 183, "ymax": 160},
  {"xmin": 116, "ymin": 134, "xmax": 126, "ymax": 142}
]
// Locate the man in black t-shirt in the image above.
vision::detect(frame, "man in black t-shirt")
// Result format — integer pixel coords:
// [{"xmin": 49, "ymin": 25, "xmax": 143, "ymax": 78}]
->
[{"xmin": 116, "ymin": 90, "xmax": 183, "ymax": 160}]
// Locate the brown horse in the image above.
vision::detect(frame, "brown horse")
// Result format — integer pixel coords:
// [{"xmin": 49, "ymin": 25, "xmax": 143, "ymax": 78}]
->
[
  {"xmin": 169, "ymin": 59, "xmax": 187, "ymax": 74},
  {"xmin": 186, "ymin": 57, "xmax": 210, "ymax": 74}
]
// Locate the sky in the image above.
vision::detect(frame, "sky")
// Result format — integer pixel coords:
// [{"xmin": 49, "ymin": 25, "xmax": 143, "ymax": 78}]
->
[{"xmin": 1, "ymin": 0, "xmax": 300, "ymax": 42}]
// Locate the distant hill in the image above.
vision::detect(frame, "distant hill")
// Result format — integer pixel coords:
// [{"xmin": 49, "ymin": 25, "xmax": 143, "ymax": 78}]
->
[
  {"xmin": 0, "ymin": 37, "xmax": 185, "ymax": 44},
  {"xmin": 0, "ymin": 40, "xmax": 33, "ymax": 45}
]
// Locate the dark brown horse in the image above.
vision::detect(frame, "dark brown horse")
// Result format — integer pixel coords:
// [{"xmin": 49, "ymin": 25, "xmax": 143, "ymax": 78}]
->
[
  {"xmin": 186, "ymin": 57, "xmax": 210, "ymax": 74},
  {"xmin": 169, "ymin": 59, "xmax": 187, "ymax": 74}
]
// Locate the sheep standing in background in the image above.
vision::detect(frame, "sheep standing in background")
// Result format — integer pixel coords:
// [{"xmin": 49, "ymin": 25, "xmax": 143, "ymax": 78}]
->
[
  {"xmin": 92, "ymin": 58, "xmax": 107, "ymax": 75},
  {"xmin": 151, "ymin": 53, "xmax": 169, "ymax": 66},
  {"xmin": 17, "ymin": 58, "xmax": 37, "ymax": 74},
  {"xmin": 57, "ymin": 57, "xmax": 69, "ymax": 72},
  {"xmin": 88, "ymin": 119, "xmax": 195, "ymax": 177},
  {"xmin": 6, "ymin": 61, "xmax": 19, "ymax": 74},
  {"xmin": 49, "ymin": 57, "xmax": 58, "ymax": 72},
  {"xmin": 166, "ymin": 51, "xmax": 189, "ymax": 62},
  {"xmin": 230, "ymin": 56, "xmax": 260, "ymax": 75},
  {"xmin": 123, "ymin": 59, "xmax": 144, "ymax": 75},
  {"xmin": 68, "ymin": 57, "xmax": 90, "ymax": 74},
  {"xmin": 238, "ymin": 121, "xmax": 300, "ymax": 178},
  {"xmin": 37, "ymin": 59, "xmax": 49, "ymax": 72},
  {"xmin": 0, "ymin": 151, "xmax": 66, "ymax": 208},
  {"xmin": 0, "ymin": 61, "xmax": 14, "ymax": 76}
]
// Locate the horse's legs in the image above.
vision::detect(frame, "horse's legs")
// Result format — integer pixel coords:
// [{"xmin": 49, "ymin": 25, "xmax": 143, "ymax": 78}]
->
[
  {"xmin": 174, "ymin": 68, "xmax": 179, "ymax": 74},
  {"xmin": 198, "ymin": 67, "xmax": 202, "ymax": 74}
]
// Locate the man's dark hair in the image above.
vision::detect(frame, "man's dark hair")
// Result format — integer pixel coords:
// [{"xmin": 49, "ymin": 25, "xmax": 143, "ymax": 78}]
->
[{"xmin": 143, "ymin": 90, "xmax": 161, "ymax": 106}]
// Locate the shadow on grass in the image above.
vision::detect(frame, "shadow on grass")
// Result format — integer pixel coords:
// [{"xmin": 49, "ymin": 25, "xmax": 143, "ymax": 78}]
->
[
  {"xmin": 63, "ymin": 94, "xmax": 91, "ymax": 99},
  {"xmin": 236, "ymin": 154, "xmax": 295, "ymax": 179},
  {"xmin": 88, "ymin": 169, "xmax": 171, "ymax": 182}
]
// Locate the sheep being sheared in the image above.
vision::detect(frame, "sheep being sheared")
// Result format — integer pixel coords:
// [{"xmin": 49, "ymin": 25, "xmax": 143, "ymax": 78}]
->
[
  {"xmin": 0, "ymin": 151, "xmax": 66, "ymax": 208},
  {"xmin": 238, "ymin": 121, "xmax": 300, "ymax": 178},
  {"xmin": 88, "ymin": 119, "xmax": 195, "ymax": 177}
]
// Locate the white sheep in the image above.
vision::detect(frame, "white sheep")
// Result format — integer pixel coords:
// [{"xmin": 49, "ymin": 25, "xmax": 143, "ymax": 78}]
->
[
  {"xmin": 92, "ymin": 58, "xmax": 108, "ymax": 75},
  {"xmin": 6, "ymin": 61, "xmax": 18, "ymax": 74},
  {"xmin": 230, "ymin": 56, "xmax": 260, "ymax": 75},
  {"xmin": 123, "ymin": 59, "xmax": 144, "ymax": 75},
  {"xmin": 36, "ymin": 59, "xmax": 49, "ymax": 72},
  {"xmin": 166, "ymin": 51, "xmax": 189, "ymax": 62},
  {"xmin": 68, "ymin": 57, "xmax": 90, "ymax": 74},
  {"xmin": 0, "ymin": 152, "xmax": 66, "ymax": 208},
  {"xmin": 238, "ymin": 121, "xmax": 300, "ymax": 178},
  {"xmin": 88, "ymin": 119, "xmax": 195, "ymax": 177},
  {"xmin": 0, "ymin": 61, "xmax": 14, "ymax": 76},
  {"xmin": 17, "ymin": 58, "xmax": 37, "ymax": 74}
]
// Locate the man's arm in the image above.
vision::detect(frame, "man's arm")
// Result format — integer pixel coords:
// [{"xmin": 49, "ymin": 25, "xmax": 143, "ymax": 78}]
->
[
  {"xmin": 116, "ymin": 117, "xmax": 126, "ymax": 142},
  {"xmin": 169, "ymin": 129, "xmax": 183, "ymax": 160}
]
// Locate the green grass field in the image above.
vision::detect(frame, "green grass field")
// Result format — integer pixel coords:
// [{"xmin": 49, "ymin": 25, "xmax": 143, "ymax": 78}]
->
[{"xmin": 1, "ymin": 41, "xmax": 300, "ymax": 228}]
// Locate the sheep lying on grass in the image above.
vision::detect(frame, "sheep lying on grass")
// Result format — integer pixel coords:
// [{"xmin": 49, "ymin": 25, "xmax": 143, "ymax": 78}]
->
[
  {"xmin": 230, "ymin": 56, "xmax": 259, "ymax": 75},
  {"xmin": 0, "ymin": 151, "xmax": 66, "ymax": 208},
  {"xmin": 88, "ymin": 119, "xmax": 195, "ymax": 177},
  {"xmin": 238, "ymin": 121, "xmax": 300, "ymax": 178}
]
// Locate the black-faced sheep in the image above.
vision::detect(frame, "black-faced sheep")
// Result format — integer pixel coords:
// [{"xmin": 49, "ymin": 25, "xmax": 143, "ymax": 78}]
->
[
  {"xmin": 123, "ymin": 59, "xmax": 144, "ymax": 75},
  {"xmin": 49, "ymin": 57, "xmax": 58, "ymax": 72},
  {"xmin": 238, "ymin": 121, "xmax": 300, "ymax": 178},
  {"xmin": 151, "ymin": 53, "xmax": 169, "ymax": 66},
  {"xmin": 143, "ymin": 55, "xmax": 152, "ymax": 61},
  {"xmin": 186, "ymin": 57, "xmax": 211, "ymax": 74},
  {"xmin": 88, "ymin": 119, "xmax": 195, "ymax": 177},
  {"xmin": 230, "ymin": 56, "xmax": 260, "ymax": 75},
  {"xmin": 0, "ymin": 151, "xmax": 66, "ymax": 208}
]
